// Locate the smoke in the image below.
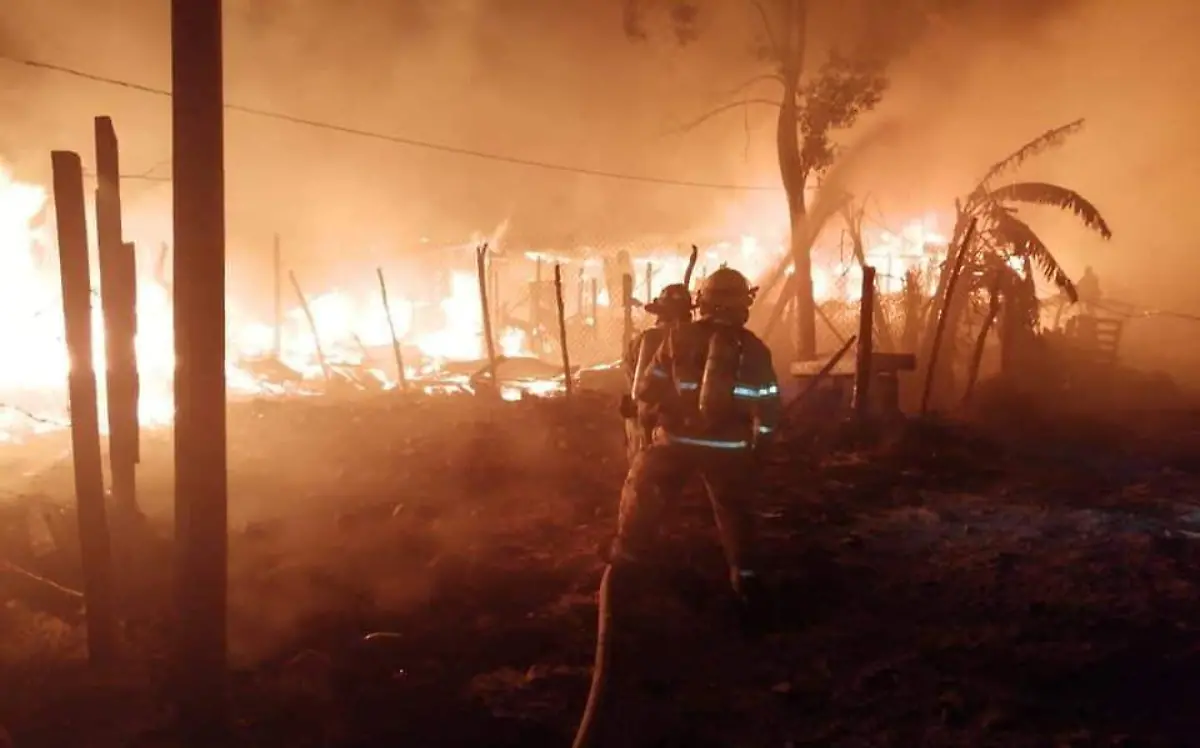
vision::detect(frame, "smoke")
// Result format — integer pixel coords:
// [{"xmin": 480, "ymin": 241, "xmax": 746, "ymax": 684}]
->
[
  {"xmin": 841, "ymin": 0, "xmax": 1200, "ymax": 374},
  {"xmin": 0, "ymin": 0, "xmax": 764, "ymax": 278},
  {"xmin": 4, "ymin": 0, "xmax": 1200, "ymax": 370}
]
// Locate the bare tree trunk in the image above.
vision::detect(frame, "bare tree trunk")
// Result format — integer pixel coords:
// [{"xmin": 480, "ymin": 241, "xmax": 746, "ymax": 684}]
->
[{"xmin": 775, "ymin": 0, "xmax": 815, "ymax": 360}]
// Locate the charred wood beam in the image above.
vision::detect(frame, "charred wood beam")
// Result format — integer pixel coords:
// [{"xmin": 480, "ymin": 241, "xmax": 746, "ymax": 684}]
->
[{"xmin": 51, "ymin": 150, "xmax": 119, "ymax": 667}]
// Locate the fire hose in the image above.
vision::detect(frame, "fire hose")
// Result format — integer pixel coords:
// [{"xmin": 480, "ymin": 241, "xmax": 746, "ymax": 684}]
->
[{"xmin": 569, "ymin": 564, "xmax": 614, "ymax": 748}]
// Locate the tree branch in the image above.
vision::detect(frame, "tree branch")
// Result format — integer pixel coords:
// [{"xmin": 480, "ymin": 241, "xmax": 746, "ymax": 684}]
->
[
  {"xmin": 747, "ymin": 0, "xmax": 782, "ymax": 61},
  {"xmin": 719, "ymin": 72, "xmax": 785, "ymax": 100},
  {"xmin": 663, "ymin": 98, "xmax": 781, "ymax": 137}
]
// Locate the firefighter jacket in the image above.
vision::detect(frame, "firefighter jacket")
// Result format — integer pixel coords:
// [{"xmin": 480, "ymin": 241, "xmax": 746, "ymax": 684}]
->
[{"xmin": 635, "ymin": 319, "xmax": 781, "ymax": 450}]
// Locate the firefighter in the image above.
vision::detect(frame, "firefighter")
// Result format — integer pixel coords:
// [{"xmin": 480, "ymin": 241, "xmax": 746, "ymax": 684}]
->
[
  {"xmin": 620, "ymin": 283, "xmax": 694, "ymax": 463},
  {"xmin": 610, "ymin": 266, "xmax": 781, "ymax": 606}
]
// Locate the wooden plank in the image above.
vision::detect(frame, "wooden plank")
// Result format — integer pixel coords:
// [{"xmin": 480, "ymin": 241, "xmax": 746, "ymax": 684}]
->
[
  {"xmin": 95, "ymin": 116, "xmax": 140, "ymax": 519},
  {"xmin": 52, "ymin": 150, "xmax": 118, "ymax": 667}
]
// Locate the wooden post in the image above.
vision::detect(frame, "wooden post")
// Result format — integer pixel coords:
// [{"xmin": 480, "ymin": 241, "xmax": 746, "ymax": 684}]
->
[
  {"xmin": 854, "ymin": 266, "xmax": 876, "ymax": 419},
  {"xmin": 683, "ymin": 245, "xmax": 699, "ymax": 288},
  {"xmin": 51, "ymin": 150, "xmax": 118, "ymax": 668},
  {"xmin": 288, "ymin": 271, "xmax": 331, "ymax": 383},
  {"xmin": 644, "ymin": 261, "xmax": 653, "ymax": 303},
  {"xmin": 95, "ymin": 117, "xmax": 141, "ymax": 522},
  {"xmin": 921, "ymin": 218, "xmax": 977, "ymax": 414},
  {"xmin": 621, "ymin": 273, "xmax": 633, "ymax": 352},
  {"xmin": 476, "ymin": 244, "xmax": 499, "ymax": 380},
  {"xmin": 172, "ymin": 0, "xmax": 229, "ymax": 736},
  {"xmin": 554, "ymin": 264, "xmax": 573, "ymax": 396},
  {"xmin": 272, "ymin": 234, "xmax": 282, "ymax": 358},
  {"xmin": 376, "ymin": 268, "xmax": 408, "ymax": 391}
]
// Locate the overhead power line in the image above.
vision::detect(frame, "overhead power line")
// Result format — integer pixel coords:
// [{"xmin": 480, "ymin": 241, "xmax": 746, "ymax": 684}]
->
[{"xmin": 5, "ymin": 55, "xmax": 779, "ymax": 192}]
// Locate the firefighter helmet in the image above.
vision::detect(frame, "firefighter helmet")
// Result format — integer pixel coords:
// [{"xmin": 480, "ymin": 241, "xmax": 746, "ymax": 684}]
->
[
  {"xmin": 696, "ymin": 266, "xmax": 755, "ymax": 314},
  {"xmin": 645, "ymin": 283, "xmax": 693, "ymax": 319}
]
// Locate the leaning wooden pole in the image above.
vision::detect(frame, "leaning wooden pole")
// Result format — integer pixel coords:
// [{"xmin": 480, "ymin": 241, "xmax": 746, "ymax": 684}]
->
[
  {"xmin": 376, "ymin": 267, "xmax": 408, "ymax": 392},
  {"xmin": 920, "ymin": 218, "xmax": 977, "ymax": 415},
  {"xmin": 476, "ymin": 243, "xmax": 499, "ymax": 380},
  {"xmin": 683, "ymin": 244, "xmax": 699, "ymax": 288},
  {"xmin": 554, "ymin": 264, "xmax": 573, "ymax": 397},
  {"xmin": 52, "ymin": 150, "xmax": 118, "ymax": 668},
  {"xmin": 854, "ymin": 266, "xmax": 876, "ymax": 420},
  {"xmin": 172, "ymin": 0, "xmax": 229, "ymax": 737},
  {"xmin": 288, "ymin": 271, "xmax": 331, "ymax": 383},
  {"xmin": 95, "ymin": 116, "xmax": 141, "ymax": 522}
]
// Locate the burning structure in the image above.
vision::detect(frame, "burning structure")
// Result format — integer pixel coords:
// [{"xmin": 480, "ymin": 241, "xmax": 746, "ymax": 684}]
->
[
  {"xmin": 0, "ymin": 157, "xmax": 964, "ymax": 445},
  {"xmin": 0, "ymin": 154, "xmax": 964, "ymax": 444}
]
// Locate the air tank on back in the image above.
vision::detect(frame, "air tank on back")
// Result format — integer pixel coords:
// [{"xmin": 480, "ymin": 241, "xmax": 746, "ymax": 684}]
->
[{"xmin": 698, "ymin": 325, "xmax": 742, "ymax": 425}]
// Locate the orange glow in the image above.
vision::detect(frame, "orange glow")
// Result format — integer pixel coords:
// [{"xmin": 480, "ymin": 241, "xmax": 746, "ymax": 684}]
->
[{"xmin": 0, "ymin": 163, "xmax": 953, "ymax": 442}]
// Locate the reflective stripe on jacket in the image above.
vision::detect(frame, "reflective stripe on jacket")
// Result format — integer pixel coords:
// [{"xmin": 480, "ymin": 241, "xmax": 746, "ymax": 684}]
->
[{"xmin": 636, "ymin": 320, "xmax": 781, "ymax": 447}]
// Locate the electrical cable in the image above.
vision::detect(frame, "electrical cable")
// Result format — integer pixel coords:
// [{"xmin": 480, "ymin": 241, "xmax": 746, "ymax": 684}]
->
[{"xmin": 4, "ymin": 55, "xmax": 779, "ymax": 192}]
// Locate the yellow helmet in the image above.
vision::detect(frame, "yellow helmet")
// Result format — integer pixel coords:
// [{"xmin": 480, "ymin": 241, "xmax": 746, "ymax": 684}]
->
[{"xmin": 696, "ymin": 266, "xmax": 754, "ymax": 313}]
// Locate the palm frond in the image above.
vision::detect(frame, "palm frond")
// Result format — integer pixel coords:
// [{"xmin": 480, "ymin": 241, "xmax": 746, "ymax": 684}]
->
[
  {"xmin": 967, "ymin": 119, "xmax": 1085, "ymax": 202},
  {"xmin": 987, "ymin": 206, "xmax": 1079, "ymax": 303},
  {"xmin": 987, "ymin": 181, "xmax": 1113, "ymax": 240}
]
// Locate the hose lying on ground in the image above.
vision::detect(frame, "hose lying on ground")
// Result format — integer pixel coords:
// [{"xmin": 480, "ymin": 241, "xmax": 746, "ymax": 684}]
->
[{"xmin": 570, "ymin": 564, "xmax": 614, "ymax": 748}]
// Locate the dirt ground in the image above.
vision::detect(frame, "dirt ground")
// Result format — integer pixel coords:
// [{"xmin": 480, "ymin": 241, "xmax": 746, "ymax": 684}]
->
[{"xmin": 4, "ymin": 390, "xmax": 1200, "ymax": 747}]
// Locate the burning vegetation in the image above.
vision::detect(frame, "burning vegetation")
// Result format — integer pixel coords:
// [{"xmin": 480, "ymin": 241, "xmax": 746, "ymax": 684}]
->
[{"xmin": 3, "ymin": 0, "xmax": 1200, "ymax": 746}]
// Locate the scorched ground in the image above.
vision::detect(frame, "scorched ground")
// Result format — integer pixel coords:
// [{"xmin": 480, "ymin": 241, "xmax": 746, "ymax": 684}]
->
[{"xmin": 3, "ymin": 390, "xmax": 1200, "ymax": 747}]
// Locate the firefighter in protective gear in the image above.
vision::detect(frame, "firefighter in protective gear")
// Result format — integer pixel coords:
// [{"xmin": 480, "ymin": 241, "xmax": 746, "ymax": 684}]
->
[
  {"xmin": 620, "ymin": 283, "xmax": 694, "ymax": 463},
  {"xmin": 610, "ymin": 266, "xmax": 781, "ymax": 602}
]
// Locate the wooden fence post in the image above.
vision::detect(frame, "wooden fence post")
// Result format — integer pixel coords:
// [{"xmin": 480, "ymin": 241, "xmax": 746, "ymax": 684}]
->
[
  {"xmin": 554, "ymin": 264, "xmax": 573, "ymax": 396},
  {"xmin": 52, "ymin": 150, "xmax": 119, "ymax": 668}
]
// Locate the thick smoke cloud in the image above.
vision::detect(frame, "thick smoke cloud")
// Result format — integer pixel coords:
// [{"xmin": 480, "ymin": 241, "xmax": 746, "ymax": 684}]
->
[
  {"xmin": 846, "ymin": 0, "xmax": 1200, "ymax": 373},
  {"xmin": 3, "ymin": 0, "xmax": 1199, "ymax": 370},
  {"xmin": 0, "ymin": 0, "xmax": 765, "ymax": 272}
]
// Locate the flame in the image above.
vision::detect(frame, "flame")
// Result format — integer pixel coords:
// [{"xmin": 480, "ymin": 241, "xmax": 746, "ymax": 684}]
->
[
  {"xmin": 0, "ymin": 161, "xmax": 964, "ymax": 444},
  {"xmin": 0, "ymin": 165, "xmax": 540, "ymax": 443}
]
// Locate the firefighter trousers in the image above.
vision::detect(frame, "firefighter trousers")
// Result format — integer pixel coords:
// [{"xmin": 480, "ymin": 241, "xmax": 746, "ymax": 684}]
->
[
  {"xmin": 614, "ymin": 436, "xmax": 759, "ymax": 582},
  {"xmin": 623, "ymin": 417, "xmax": 652, "ymax": 465}
]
